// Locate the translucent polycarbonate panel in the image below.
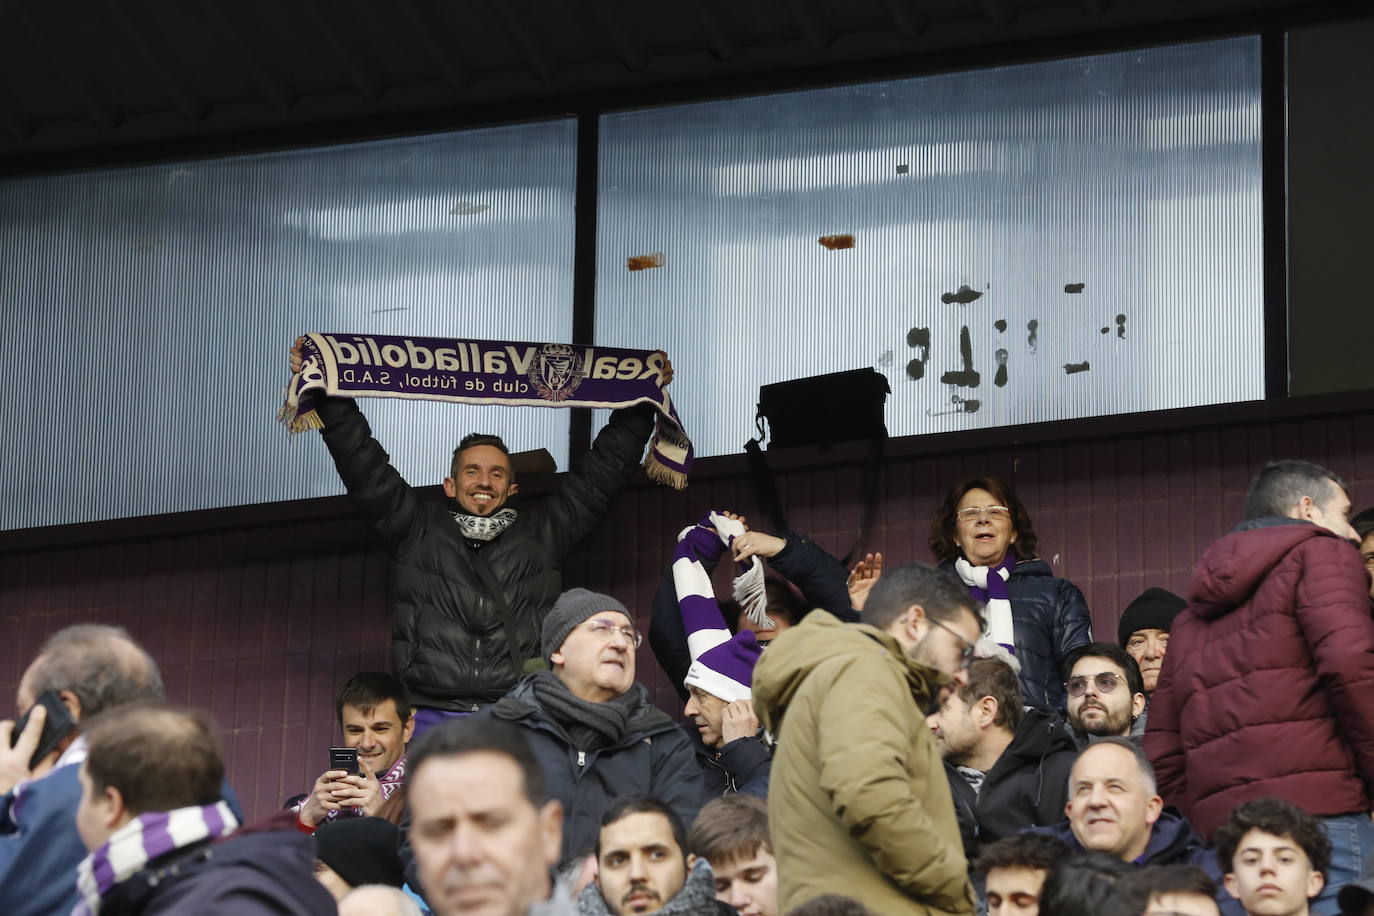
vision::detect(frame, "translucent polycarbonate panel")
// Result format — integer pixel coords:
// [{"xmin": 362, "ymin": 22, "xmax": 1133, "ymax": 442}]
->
[
  {"xmin": 595, "ymin": 39, "xmax": 1263, "ymax": 457},
  {"xmin": 0, "ymin": 119, "xmax": 577, "ymax": 530}
]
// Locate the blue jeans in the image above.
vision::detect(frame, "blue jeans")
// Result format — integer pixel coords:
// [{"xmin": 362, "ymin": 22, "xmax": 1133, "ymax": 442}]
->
[{"xmin": 1312, "ymin": 812, "xmax": 1374, "ymax": 916}]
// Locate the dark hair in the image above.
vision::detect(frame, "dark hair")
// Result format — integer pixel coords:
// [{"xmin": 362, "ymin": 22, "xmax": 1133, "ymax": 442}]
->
[
  {"xmin": 956, "ymin": 657, "xmax": 1024, "ymax": 732},
  {"xmin": 1353, "ymin": 507, "xmax": 1374, "ymax": 541},
  {"xmin": 1244, "ymin": 459, "xmax": 1346, "ymax": 521},
  {"xmin": 406, "ymin": 718, "xmax": 546, "ymax": 806},
  {"xmin": 27, "ymin": 624, "xmax": 164, "ymax": 719},
  {"xmin": 861, "ymin": 563, "xmax": 982, "ymax": 632},
  {"xmin": 336, "ymin": 672, "xmax": 412, "ymax": 728},
  {"xmin": 929, "ymin": 476, "xmax": 1040, "ymax": 565},
  {"xmin": 1213, "ymin": 797, "xmax": 1332, "ymax": 879},
  {"xmin": 1038, "ymin": 852, "xmax": 1133, "ymax": 916},
  {"xmin": 688, "ymin": 794, "xmax": 771, "ymax": 864},
  {"xmin": 83, "ymin": 703, "xmax": 223, "ymax": 816},
  {"xmin": 451, "ymin": 434, "xmax": 512, "ymax": 478},
  {"xmin": 1072, "ymin": 736, "xmax": 1159, "ymax": 797},
  {"xmin": 973, "ymin": 833, "xmax": 1072, "ymax": 876},
  {"xmin": 1062, "ymin": 642, "xmax": 1146, "ymax": 700},
  {"xmin": 597, "ymin": 794, "xmax": 688, "ymax": 860},
  {"xmin": 1103, "ymin": 865, "xmax": 1217, "ymax": 916},
  {"xmin": 722, "ymin": 578, "xmax": 808, "ymax": 634},
  {"xmin": 784, "ymin": 895, "xmax": 877, "ymax": 916}
]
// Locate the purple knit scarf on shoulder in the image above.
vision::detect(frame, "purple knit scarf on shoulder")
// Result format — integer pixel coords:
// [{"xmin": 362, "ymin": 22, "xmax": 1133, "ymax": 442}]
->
[
  {"xmin": 279, "ymin": 333, "xmax": 692, "ymax": 488},
  {"xmin": 72, "ymin": 801, "xmax": 238, "ymax": 916}
]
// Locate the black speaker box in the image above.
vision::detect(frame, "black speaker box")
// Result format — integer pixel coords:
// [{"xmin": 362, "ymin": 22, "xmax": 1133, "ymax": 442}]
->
[{"xmin": 757, "ymin": 367, "xmax": 890, "ymax": 449}]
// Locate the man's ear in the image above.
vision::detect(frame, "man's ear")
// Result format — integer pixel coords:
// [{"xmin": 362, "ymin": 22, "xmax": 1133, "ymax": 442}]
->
[
  {"xmin": 1131, "ymin": 692, "xmax": 1147, "ymax": 719},
  {"xmin": 101, "ymin": 783, "xmax": 128, "ymax": 831},
  {"xmin": 686, "ymin": 853, "xmax": 698, "ymax": 869},
  {"xmin": 508, "ymin": 481, "xmax": 520, "ymax": 497},
  {"xmin": 1144, "ymin": 794, "xmax": 1164, "ymax": 826},
  {"xmin": 1306, "ymin": 868, "xmax": 1325, "ymax": 900},
  {"xmin": 57, "ymin": 690, "xmax": 82, "ymax": 724},
  {"xmin": 550, "ymin": 650, "xmax": 565, "ymax": 668},
  {"xmin": 904, "ymin": 604, "xmax": 928, "ymax": 642},
  {"xmin": 539, "ymin": 799, "xmax": 564, "ymax": 868},
  {"xmin": 977, "ymin": 696, "xmax": 998, "ymax": 730},
  {"xmin": 1223, "ymin": 874, "xmax": 1238, "ymax": 899},
  {"xmin": 402, "ymin": 714, "xmax": 415, "ymax": 745},
  {"xmin": 442, "ymin": 477, "xmax": 458, "ymax": 499}
]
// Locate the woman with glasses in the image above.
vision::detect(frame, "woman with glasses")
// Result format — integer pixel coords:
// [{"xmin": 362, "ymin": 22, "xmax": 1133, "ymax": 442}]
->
[{"xmin": 930, "ymin": 476, "xmax": 1092, "ymax": 711}]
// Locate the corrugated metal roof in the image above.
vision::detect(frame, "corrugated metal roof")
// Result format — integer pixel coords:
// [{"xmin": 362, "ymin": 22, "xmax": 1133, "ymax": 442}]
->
[{"xmin": 0, "ymin": 0, "xmax": 1347, "ymax": 168}]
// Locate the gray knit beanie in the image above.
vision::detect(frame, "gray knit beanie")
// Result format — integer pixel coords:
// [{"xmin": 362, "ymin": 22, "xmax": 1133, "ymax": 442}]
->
[{"xmin": 541, "ymin": 588, "xmax": 631, "ymax": 660}]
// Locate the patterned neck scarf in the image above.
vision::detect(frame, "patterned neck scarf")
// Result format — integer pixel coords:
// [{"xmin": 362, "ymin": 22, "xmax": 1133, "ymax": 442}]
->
[
  {"xmin": 954, "ymin": 554, "xmax": 1017, "ymax": 655},
  {"xmin": 452, "ymin": 507, "xmax": 518, "ymax": 541},
  {"xmin": 73, "ymin": 801, "xmax": 239, "ymax": 916}
]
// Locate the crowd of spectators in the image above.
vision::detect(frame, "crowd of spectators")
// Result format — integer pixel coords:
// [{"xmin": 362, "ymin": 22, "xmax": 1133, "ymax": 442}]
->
[{"xmin": 4, "ymin": 374, "xmax": 1374, "ymax": 916}]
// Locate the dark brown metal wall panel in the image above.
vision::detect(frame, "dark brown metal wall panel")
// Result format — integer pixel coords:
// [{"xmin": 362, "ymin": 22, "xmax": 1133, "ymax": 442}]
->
[{"xmin": 4, "ymin": 409, "xmax": 1374, "ymax": 821}]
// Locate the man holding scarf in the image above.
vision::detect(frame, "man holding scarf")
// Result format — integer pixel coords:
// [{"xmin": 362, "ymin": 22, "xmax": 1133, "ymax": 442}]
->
[{"xmin": 289, "ymin": 340, "xmax": 673, "ymax": 730}]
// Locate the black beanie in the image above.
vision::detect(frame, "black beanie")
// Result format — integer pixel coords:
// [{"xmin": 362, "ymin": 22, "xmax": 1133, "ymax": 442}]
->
[
  {"xmin": 314, "ymin": 816, "xmax": 406, "ymax": 889},
  {"xmin": 1117, "ymin": 587, "xmax": 1187, "ymax": 647}
]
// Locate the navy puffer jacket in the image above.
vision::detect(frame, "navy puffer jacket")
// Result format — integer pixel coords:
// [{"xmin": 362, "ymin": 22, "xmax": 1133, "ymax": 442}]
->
[{"xmin": 942, "ymin": 558, "xmax": 1093, "ymax": 710}]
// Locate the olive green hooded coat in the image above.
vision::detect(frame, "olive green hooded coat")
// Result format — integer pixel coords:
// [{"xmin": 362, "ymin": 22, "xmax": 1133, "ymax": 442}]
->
[{"xmin": 752, "ymin": 611, "xmax": 976, "ymax": 915}]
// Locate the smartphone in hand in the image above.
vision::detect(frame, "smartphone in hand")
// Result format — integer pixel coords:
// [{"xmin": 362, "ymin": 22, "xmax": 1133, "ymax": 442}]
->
[
  {"xmin": 328, "ymin": 746, "xmax": 360, "ymax": 776},
  {"xmin": 11, "ymin": 690, "xmax": 77, "ymax": 771}
]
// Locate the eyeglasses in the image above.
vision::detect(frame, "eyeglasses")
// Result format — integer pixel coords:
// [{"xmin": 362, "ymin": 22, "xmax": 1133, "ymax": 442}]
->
[
  {"xmin": 956, "ymin": 505, "xmax": 1011, "ymax": 522},
  {"xmin": 927, "ymin": 617, "xmax": 976, "ymax": 669},
  {"xmin": 1065, "ymin": 672, "xmax": 1122, "ymax": 697},
  {"xmin": 580, "ymin": 618, "xmax": 643, "ymax": 648}
]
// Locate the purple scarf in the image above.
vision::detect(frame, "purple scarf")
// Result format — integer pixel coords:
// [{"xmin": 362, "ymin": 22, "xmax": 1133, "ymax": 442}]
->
[
  {"xmin": 954, "ymin": 554, "xmax": 1017, "ymax": 655},
  {"xmin": 72, "ymin": 801, "xmax": 238, "ymax": 915},
  {"xmin": 279, "ymin": 333, "xmax": 692, "ymax": 488}
]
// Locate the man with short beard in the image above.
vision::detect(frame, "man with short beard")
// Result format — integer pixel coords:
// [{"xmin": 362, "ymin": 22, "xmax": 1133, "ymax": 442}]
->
[
  {"xmin": 753, "ymin": 563, "xmax": 983, "ymax": 914},
  {"xmin": 576, "ymin": 796, "xmax": 732, "ymax": 915},
  {"xmin": 928, "ymin": 658, "xmax": 1076, "ymax": 870},
  {"xmin": 1062, "ymin": 643, "xmax": 1146, "ymax": 749},
  {"xmin": 485, "ymin": 589, "xmax": 702, "ymax": 858}
]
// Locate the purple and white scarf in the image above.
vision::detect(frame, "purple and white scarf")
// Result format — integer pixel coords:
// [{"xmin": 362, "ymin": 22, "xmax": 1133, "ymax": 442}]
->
[
  {"xmin": 279, "ymin": 333, "xmax": 692, "ymax": 489},
  {"xmin": 674, "ymin": 511, "xmax": 767, "ymax": 703},
  {"xmin": 72, "ymin": 801, "xmax": 238, "ymax": 916},
  {"xmin": 955, "ymin": 555, "xmax": 1017, "ymax": 656}
]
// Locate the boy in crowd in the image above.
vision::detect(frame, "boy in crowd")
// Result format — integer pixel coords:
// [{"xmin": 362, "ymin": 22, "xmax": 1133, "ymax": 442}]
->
[
  {"xmin": 1214, "ymin": 798, "xmax": 1329, "ymax": 916},
  {"xmin": 688, "ymin": 794, "xmax": 778, "ymax": 916},
  {"xmin": 973, "ymin": 833, "xmax": 1071, "ymax": 916}
]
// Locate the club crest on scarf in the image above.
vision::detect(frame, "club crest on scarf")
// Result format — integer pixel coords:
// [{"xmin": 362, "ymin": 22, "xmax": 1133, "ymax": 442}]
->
[{"xmin": 528, "ymin": 344, "xmax": 586, "ymax": 403}]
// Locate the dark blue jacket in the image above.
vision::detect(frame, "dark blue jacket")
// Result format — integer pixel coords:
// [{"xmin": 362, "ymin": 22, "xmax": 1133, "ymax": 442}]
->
[
  {"xmin": 0, "ymin": 762, "xmax": 246, "ymax": 916},
  {"xmin": 485, "ymin": 676, "xmax": 704, "ymax": 857},
  {"xmin": 1033, "ymin": 809, "xmax": 1242, "ymax": 916},
  {"xmin": 686, "ymin": 724, "xmax": 771, "ymax": 798},
  {"xmin": 942, "ymin": 558, "xmax": 1092, "ymax": 710},
  {"xmin": 98, "ymin": 812, "xmax": 336, "ymax": 915}
]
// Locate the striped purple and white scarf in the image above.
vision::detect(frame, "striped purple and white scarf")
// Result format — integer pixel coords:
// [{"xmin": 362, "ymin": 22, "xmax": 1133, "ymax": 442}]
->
[
  {"xmin": 955, "ymin": 554, "xmax": 1017, "ymax": 656},
  {"xmin": 280, "ymin": 333, "xmax": 693, "ymax": 489},
  {"xmin": 72, "ymin": 801, "xmax": 238, "ymax": 916}
]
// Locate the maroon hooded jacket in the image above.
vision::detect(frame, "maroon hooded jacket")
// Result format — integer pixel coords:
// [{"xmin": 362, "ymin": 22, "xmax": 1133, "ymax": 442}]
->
[{"xmin": 1144, "ymin": 521, "xmax": 1374, "ymax": 837}]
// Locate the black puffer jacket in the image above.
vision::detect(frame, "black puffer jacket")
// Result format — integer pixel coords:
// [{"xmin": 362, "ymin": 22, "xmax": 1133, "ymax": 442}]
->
[
  {"xmin": 318, "ymin": 397, "xmax": 655, "ymax": 710},
  {"xmin": 485, "ymin": 676, "xmax": 704, "ymax": 857},
  {"xmin": 942, "ymin": 558, "xmax": 1092, "ymax": 710},
  {"xmin": 945, "ymin": 706, "xmax": 1077, "ymax": 866}
]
